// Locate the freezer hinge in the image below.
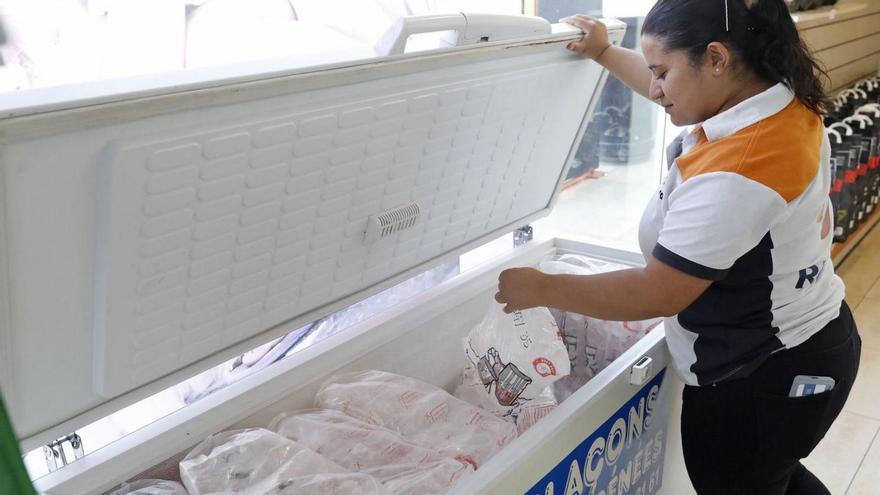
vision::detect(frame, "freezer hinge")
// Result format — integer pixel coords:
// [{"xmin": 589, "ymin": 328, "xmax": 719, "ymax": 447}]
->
[
  {"xmin": 513, "ymin": 225, "xmax": 533, "ymax": 247},
  {"xmin": 43, "ymin": 432, "xmax": 84, "ymax": 472}
]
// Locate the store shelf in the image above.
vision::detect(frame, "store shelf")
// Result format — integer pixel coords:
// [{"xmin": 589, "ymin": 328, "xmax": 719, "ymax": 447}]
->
[
  {"xmin": 832, "ymin": 206, "xmax": 880, "ymax": 266},
  {"xmin": 793, "ymin": 0, "xmax": 880, "ymax": 31},
  {"xmin": 795, "ymin": 0, "xmax": 880, "ymax": 91}
]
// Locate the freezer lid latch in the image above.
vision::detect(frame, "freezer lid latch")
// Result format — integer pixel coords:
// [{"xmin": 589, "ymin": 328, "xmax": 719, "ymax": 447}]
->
[
  {"xmin": 629, "ymin": 356, "xmax": 653, "ymax": 386},
  {"xmin": 513, "ymin": 225, "xmax": 533, "ymax": 247},
  {"xmin": 42, "ymin": 432, "xmax": 84, "ymax": 473}
]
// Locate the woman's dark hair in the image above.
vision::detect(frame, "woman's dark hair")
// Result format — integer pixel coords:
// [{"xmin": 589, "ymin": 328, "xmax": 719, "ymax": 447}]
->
[{"xmin": 642, "ymin": 0, "xmax": 830, "ymax": 115}]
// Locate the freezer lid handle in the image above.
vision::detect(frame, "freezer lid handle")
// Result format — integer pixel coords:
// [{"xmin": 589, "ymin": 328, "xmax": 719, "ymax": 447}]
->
[{"xmin": 375, "ymin": 12, "xmax": 552, "ymax": 56}]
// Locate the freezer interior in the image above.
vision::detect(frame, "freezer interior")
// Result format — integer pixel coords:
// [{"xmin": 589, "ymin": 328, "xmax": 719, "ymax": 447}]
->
[{"xmin": 29, "ymin": 238, "xmax": 672, "ymax": 495}]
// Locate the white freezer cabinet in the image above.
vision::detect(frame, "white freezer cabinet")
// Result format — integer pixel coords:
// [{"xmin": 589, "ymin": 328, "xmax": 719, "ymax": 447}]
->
[
  {"xmin": 36, "ymin": 239, "xmax": 674, "ymax": 495},
  {"xmin": 0, "ymin": 13, "xmax": 673, "ymax": 494}
]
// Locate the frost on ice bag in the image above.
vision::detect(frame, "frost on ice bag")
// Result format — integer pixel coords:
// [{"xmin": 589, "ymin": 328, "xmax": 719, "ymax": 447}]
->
[
  {"xmin": 179, "ymin": 428, "xmax": 387, "ymax": 495},
  {"xmin": 315, "ymin": 370, "xmax": 517, "ymax": 469},
  {"xmin": 109, "ymin": 480, "xmax": 187, "ymax": 495},
  {"xmin": 271, "ymin": 409, "xmax": 472, "ymax": 494},
  {"xmin": 455, "ymin": 305, "xmax": 569, "ymax": 432},
  {"xmin": 538, "ymin": 254, "xmax": 662, "ymax": 402}
]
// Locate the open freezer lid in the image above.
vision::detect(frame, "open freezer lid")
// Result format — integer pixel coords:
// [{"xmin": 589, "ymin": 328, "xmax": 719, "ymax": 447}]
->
[{"xmin": 0, "ymin": 14, "xmax": 624, "ymax": 449}]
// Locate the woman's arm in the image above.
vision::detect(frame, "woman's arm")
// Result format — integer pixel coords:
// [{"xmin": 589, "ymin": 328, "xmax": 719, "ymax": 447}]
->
[
  {"xmin": 562, "ymin": 15, "xmax": 654, "ymax": 101},
  {"xmin": 495, "ymin": 257, "xmax": 712, "ymax": 321}
]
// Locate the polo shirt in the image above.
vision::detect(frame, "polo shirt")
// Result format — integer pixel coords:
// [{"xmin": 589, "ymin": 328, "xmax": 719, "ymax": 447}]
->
[{"xmin": 638, "ymin": 83, "xmax": 845, "ymax": 386}]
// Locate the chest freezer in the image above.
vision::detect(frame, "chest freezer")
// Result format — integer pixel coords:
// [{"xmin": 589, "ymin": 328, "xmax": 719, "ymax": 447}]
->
[{"xmin": 0, "ymin": 13, "xmax": 674, "ymax": 495}]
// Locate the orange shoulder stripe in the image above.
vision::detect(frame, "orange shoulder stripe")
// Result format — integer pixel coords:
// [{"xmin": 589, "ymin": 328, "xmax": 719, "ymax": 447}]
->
[{"xmin": 676, "ymin": 100, "xmax": 822, "ymax": 202}]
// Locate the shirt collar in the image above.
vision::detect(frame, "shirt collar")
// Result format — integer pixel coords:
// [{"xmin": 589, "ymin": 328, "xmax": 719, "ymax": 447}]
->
[{"xmin": 700, "ymin": 82, "xmax": 795, "ymax": 142}]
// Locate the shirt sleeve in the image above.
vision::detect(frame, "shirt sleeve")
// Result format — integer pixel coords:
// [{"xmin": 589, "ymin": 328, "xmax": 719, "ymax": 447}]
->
[{"xmin": 652, "ymin": 172, "xmax": 788, "ymax": 280}]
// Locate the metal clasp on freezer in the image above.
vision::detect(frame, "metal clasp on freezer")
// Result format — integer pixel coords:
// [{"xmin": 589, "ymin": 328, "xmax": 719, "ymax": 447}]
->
[
  {"xmin": 43, "ymin": 432, "xmax": 84, "ymax": 472},
  {"xmin": 629, "ymin": 356, "xmax": 653, "ymax": 386},
  {"xmin": 513, "ymin": 225, "xmax": 533, "ymax": 247}
]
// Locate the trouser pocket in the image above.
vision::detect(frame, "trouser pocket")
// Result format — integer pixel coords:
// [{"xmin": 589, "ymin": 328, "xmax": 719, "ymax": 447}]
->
[
  {"xmin": 754, "ymin": 387, "xmax": 842, "ymax": 459},
  {"xmin": 752, "ymin": 312, "xmax": 860, "ymax": 460}
]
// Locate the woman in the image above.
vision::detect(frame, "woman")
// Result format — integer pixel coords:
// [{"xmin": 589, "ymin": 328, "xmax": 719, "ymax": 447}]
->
[{"xmin": 494, "ymin": 1, "xmax": 861, "ymax": 493}]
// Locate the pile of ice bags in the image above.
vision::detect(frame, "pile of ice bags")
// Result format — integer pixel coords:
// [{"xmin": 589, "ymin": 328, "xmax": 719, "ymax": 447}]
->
[
  {"xmin": 315, "ymin": 370, "xmax": 516, "ymax": 469},
  {"xmin": 113, "ymin": 254, "xmax": 660, "ymax": 494},
  {"xmin": 172, "ymin": 370, "xmax": 515, "ymax": 494},
  {"xmin": 450, "ymin": 254, "xmax": 660, "ymax": 429},
  {"xmin": 538, "ymin": 254, "xmax": 662, "ymax": 402}
]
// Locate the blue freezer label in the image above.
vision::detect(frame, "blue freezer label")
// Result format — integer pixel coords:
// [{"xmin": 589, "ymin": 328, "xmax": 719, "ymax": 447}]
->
[{"xmin": 526, "ymin": 368, "xmax": 667, "ymax": 495}]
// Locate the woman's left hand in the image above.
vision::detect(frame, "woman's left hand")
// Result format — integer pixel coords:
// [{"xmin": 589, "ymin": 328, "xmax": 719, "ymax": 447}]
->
[{"xmin": 495, "ymin": 267, "xmax": 548, "ymax": 313}]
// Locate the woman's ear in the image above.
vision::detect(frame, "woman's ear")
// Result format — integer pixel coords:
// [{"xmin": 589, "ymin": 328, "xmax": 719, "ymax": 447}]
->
[{"xmin": 705, "ymin": 41, "xmax": 732, "ymax": 75}]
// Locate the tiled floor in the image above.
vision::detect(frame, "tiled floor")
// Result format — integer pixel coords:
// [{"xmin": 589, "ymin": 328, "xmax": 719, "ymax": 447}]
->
[
  {"xmin": 805, "ymin": 224, "xmax": 880, "ymax": 494},
  {"xmin": 662, "ymin": 225, "xmax": 880, "ymax": 494}
]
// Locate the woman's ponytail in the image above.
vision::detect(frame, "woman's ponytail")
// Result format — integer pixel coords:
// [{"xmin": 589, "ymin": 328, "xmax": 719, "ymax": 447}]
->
[
  {"xmin": 741, "ymin": 0, "xmax": 829, "ymax": 114},
  {"xmin": 643, "ymin": 0, "xmax": 830, "ymax": 114}
]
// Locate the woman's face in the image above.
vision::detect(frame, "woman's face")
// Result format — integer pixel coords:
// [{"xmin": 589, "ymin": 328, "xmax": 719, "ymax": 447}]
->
[{"xmin": 641, "ymin": 35, "xmax": 726, "ymax": 126}]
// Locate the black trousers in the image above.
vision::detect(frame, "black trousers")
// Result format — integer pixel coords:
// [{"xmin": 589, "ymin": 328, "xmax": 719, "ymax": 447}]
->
[{"xmin": 681, "ymin": 301, "xmax": 861, "ymax": 495}]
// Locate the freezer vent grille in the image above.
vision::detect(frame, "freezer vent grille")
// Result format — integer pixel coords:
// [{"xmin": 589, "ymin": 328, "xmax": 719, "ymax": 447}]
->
[{"xmin": 365, "ymin": 203, "xmax": 422, "ymax": 243}]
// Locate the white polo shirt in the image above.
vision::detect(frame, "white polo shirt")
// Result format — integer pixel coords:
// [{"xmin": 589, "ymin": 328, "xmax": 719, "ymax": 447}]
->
[{"xmin": 639, "ymin": 83, "xmax": 845, "ymax": 386}]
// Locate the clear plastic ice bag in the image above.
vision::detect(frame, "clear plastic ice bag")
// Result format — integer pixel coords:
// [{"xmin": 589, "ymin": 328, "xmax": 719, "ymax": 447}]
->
[
  {"xmin": 454, "ymin": 369, "xmax": 558, "ymax": 435},
  {"xmin": 315, "ymin": 370, "xmax": 516, "ymax": 469},
  {"xmin": 455, "ymin": 305, "xmax": 569, "ymax": 432},
  {"xmin": 271, "ymin": 409, "xmax": 471, "ymax": 494},
  {"xmin": 179, "ymin": 428, "xmax": 387, "ymax": 495},
  {"xmin": 538, "ymin": 254, "xmax": 662, "ymax": 402}
]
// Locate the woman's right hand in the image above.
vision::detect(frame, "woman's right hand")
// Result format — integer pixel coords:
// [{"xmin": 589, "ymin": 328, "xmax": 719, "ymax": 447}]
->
[
  {"xmin": 561, "ymin": 14, "xmax": 611, "ymax": 60},
  {"xmin": 495, "ymin": 267, "xmax": 548, "ymax": 314}
]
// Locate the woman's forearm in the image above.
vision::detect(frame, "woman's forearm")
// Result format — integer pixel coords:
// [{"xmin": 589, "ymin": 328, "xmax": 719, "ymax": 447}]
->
[
  {"xmin": 496, "ymin": 259, "xmax": 712, "ymax": 320},
  {"xmin": 561, "ymin": 15, "xmax": 654, "ymax": 101},
  {"xmin": 596, "ymin": 45, "xmax": 654, "ymax": 101},
  {"xmin": 539, "ymin": 269, "xmax": 672, "ymax": 321}
]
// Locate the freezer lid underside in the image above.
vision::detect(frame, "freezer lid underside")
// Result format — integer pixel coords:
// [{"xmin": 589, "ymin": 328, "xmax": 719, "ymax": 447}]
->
[{"xmin": 0, "ymin": 22, "xmax": 621, "ymax": 447}]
